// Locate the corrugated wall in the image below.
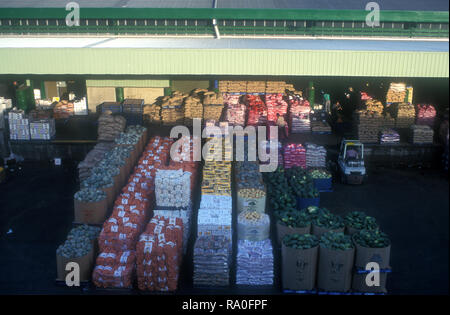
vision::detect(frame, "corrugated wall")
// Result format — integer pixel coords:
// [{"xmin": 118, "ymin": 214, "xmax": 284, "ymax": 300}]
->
[{"xmin": 0, "ymin": 48, "xmax": 448, "ymax": 78}]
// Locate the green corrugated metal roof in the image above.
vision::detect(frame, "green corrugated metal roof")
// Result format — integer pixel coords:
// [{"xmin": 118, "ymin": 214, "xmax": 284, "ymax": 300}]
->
[
  {"xmin": 0, "ymin": 7, "xmax": 448, "ymax": 23},
  {"xmin": 0, "ymin": 48, "xmax": 447, "ymax": 77},
  {"xmin": 86, "ymin": 79, "xmax": 169, "ymax": 87}
]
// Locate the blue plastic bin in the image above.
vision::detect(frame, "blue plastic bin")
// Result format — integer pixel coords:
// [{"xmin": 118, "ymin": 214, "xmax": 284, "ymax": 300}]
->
[
  {"xmin": 296, "ymin": 196, "xmax": 320, "ymax": 210},
  {"xmin": 313, "ymin": 178, "xmax": 333, "ymax": 192}
]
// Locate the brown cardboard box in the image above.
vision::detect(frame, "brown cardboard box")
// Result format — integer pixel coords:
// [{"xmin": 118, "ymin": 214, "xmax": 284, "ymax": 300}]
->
[
  {"xmin": 351, "ymin": 270, "xmax": 389, "ymax": 293},
  {"xmin": 56, "ymin": 246, "xmax": 94, "ymax": 282},
  {"xmin": 282, "ymin": 244, "xmax": 318, "ymax": 291},
  {"xmin": 276, "ymin": 222, "xmax": 311, "ymax": 247},
  {"xmin": 112, "ymin": 172, "xmax": 122, "ymax": 196},
  {"xmin": 101, "ymin": 184, "xmax": 115, "ymax": 209},
  {"xmin": 317, "ymin": 246, "xmax": 355, "ymax": 292},
  {"xmin": 354, "ymin": 240, "xmax": 391, "ymax": 269},
  {"xmin": 312, "ymin": 224, "xmax": 345, "ymax": 238},
  {"xmin": 74, "ymin": 198, "xmax": 108, "ymax": 224},
  {"xmin": 345, "ymin": 225, "xmax": 360, "ymax": 236}
]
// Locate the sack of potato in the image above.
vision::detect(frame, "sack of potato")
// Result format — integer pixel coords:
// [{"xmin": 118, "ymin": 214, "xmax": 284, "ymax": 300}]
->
[{"xmin": 97, "ymin": 111, "xmax": 126, "ymax": 142}]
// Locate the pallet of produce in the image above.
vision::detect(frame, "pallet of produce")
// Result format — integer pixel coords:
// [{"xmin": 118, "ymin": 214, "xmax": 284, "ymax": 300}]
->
[
  {"xmin": 237, "ymin": 211, "xmax": 270, "ymax": 242},
  {"xmin": 29, "ymin": 118, "xmax": 55, "ymax": 140},
  {"xmin": 353, "ymin": 110, "xmax": 383, "ymax": 143},
  {"xmin": 8, "ymin": 110, "xmax": 30, "ymax": 140},
  {"xmin": 97, "ymin": 102, "xmax": 122, "ymax": 114},
  {"xmin": 56, "ymin": 225, "xmax": 100, "ymax": 282},
  {"xmin": 236, "ymin": 239, "xmax": 274, "ymax": 285},
  {"xmin": 184, "ymin": 95, "xmax": 203, "ymax": 126},
  {"xmin": 410, "ymin": 124, "xmax": 434, "ymax": 144},
  {"xmin": 92, "ymin": 250, "xmax": 136, "ymax": 289},
  {"xmin": 311, "ymin": 210, "xmax": 345, "ymax": 238},
  {"xmin": 351, "ymin": 229, "xmax": 391, "ymax": 293},
  {"xmin": 311, "ymin": 121, "xmax": 332, "ymax": 134},
  {"xmin": 53, "ymin": 100, "xmax": 74, "ymax": 119},
  {"xmin": 289, "ymin": 95, "xmax": 310, "ymax": 134},
  {"xmin": 380, "ymin": 128, "xmax": 400, "ymax": 144},
  {"xmin": 282, "ymin": 234, "xmax": 319, "ymax": 291},
  {"xmin": 276, "ymin": 210, "xmax": 311, "ymax": 246},
  {"xmin": 308, "ymin": 168, "xmax": 332, "ymax": 192},
  {"xmin": 344, "ymin": 211, "xmax": 378, "ymax": 236},
  {"xmin": 396, "ymin": 103, "xmax": 416, "ymax": 129},
  {"xmin": 365, "ymin": 99, "xmax": 384, "ymax": 114},
  {"xmin": 143, "ymin": 103, "xmax": 161, "ymax": 125},
  {"xmin": 136, "ymin": 216, "xmax": 183, "ymax": 291},
  {"xmin": 97, "ymin": 111, "xmax": 126, "ymax": 142},
  {"xmin": 317, "ymin": 232, "xmax": 355, "ymax": 293},
  {"xmin": 246, "ymin": 81, "xmax": 266, "ymax": 93},
  {"xmin": 193, "ymin": 235, "xmax": 231, "ymax": 287},
  {"xmin": 246, "ymin": 95, "xmax": 267, "ymax": 126},
  {"xmin": 224, "ymin": 94, "xmax": 246, "ymax": 126},
  {"xmin": 416, "ymin": 104, "xmax": 436, "ymax": 127},
  {"xmin": 386, "ymin": 82, "xmax": 406, "ymax": 103}
]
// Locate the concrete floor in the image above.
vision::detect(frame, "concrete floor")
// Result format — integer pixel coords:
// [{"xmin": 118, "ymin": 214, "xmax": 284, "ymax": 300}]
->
[{"xmin": 0, "ymin": 160, "xmax": 448, "ymax": 295}]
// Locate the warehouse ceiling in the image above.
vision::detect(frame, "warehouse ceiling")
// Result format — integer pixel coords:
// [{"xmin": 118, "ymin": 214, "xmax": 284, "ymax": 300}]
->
[{"xmin": 0, "ymin": 0, "xmax": 448, "ymax": 11}]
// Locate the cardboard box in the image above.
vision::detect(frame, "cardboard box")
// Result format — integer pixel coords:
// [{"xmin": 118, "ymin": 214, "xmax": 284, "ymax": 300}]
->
[
  {"xmin": 312, "ymin": 224, "xmax": 345, "ymax": 238},
  {"xmin": 317, "ymin": 246, "xmax": 355, "ymax": 292},
  {"xmin": 354, "ymin": 241, "xmax": 391, "ymax": 269},
  {"xmin": 101, "ymin": 184, "xmax": 115, "ymax": 210},
  {"xmin": 282, "ymin": 244, "xmax": 318, "ymax": 291},
  {"xmin": 351, "ymin": 270, "xmax": 389, "ymax": 293},
  {"xmin": 74, "ymin": 198, "xmax": 108, "ymax": 224},
  {"xmin": 56, "ymin": 247, "xmax": 94, "ymax": 282},
  {"xmin": 345, "ymin": 226, "xmax": 360, "ymax": 236},
  {"xmin": 276, "ymin": 222, "xmax": 311, "ymax": 247}
]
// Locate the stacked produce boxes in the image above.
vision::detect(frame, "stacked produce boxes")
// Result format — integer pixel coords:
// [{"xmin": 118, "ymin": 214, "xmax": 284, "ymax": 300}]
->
[
  {"xmin": 410, "ymin": 125, "xmax": 434, "ymax": 144},
  {"xmin": 194, "ymin": 137, "xmax": 232, "ymax": 287},
  {"xmin": 353, "ymin": 110, "xmax": 383, "ymax": 143},
  {"xmin": 396, "ymin": 103, "xmax": 416, "ymax": 129},
  {"xmin": 8, "ymin": 110, "xmax": 30, "ymax": 140},
  {"xmin": 386, "ymin": 83, "xmax": 406, "ymax": 103},
  {"xmin": 122, "ymin": 99, "xmax": 144, "ymax": 126},
  {"xmin": 289, "ymin": 95, "xmax": 310, "ymax": 134},
  {"xmin": 29, "ymin": 118, "xmax": 55, "ymax": 140},
  {"xmin": 224, "ymin": 94, "xmax": 246, "ymax": 126}
]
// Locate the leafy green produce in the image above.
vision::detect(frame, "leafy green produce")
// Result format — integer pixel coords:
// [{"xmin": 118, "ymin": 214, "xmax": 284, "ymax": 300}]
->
[
  {"xmin": 278, "ymin": 210, "xmax": 311, "ymax": 228},
  {"xmin": 354, "ymin": 229, "xmax": 391, "ymax": 248},
  {"xmin": 313, "ymin": 211, "xmax": 345, "ymax": 230},
  {"xmin": 344, "ymin": 211, "xmax": 379, "ymax": 230},
  {"xmin": 264, "ymin": 166, "xmax": 297, "ymax": 212},
  {"xmin": 300, "ymin": 206, "xmax": 330, "ymax": 220},
  {"xmin": 283, "ymin": 233, "xmax": 319, "ymax": 250},
  {"xmin": 320, "ymin": 231, "xmax": 354, "ymax": 250},
  {"xmin": 285, "ymin": 167, "xmax": 319, "ymax": 198},
  {"xmin": 308, "ymin": 168, "xmax": 332, "ymax": 179}
]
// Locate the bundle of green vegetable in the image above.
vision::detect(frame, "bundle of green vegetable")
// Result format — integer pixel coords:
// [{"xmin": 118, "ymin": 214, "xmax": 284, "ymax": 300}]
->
[
  {"xmin": 285, "ymin": 167, "xmax": 319, "ymax": 198},
  {"xmin": 300, "ymin": 206, "xmax": 330, "ymax": 220},
  {"xmin": 278, "ymin": 210, "xmax": 311, "ymax": 228},
  {"xmin": 283, "ymin": 233, "xmax": 319, "ymax": 250},
  {"xmin": 313, "ymin": 211, "xmax": 345, "ymax": 230},
  {"xmin": 344, "ymin": 211, "xmax": 378, "ymax": 230},
  {"xmin": 353, "ymin": 229, "xmax": 391, "ymax": 248},
  {"xmin": 308, "ymin": 168, "xmax": 332, "ymax": 179},
  {"xmin": 263, "ymin": 167, "xmax": 297, "ymax": 212},
  {"xmin": 320, "ymin": 231, "xmax": 354, "ymax": 250}
]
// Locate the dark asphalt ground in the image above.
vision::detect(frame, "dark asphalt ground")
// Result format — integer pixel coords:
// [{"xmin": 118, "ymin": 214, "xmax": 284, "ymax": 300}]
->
[{"xmin": 0, "ymin": 160, "xmax": 448, "ymax": 295}]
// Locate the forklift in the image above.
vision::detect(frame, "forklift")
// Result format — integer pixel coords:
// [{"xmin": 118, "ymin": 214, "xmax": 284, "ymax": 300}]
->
[{"xmin": 338, "ymin": 139, "xmax": 366, "ymax": 185}]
